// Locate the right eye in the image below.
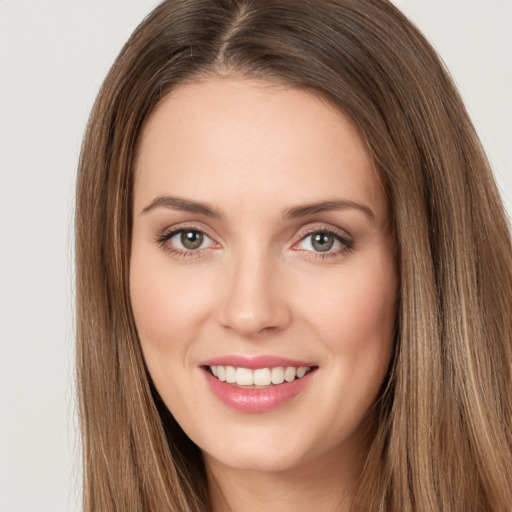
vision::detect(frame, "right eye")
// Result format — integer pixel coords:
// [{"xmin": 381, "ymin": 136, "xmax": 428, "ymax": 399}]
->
[
  {"xmin": 172, "ymin": 230, "xmax": 208, "ymax": 250},
  {"xmin": 157, "ymin": 228, "xmax": 217, "ymax": 255}
]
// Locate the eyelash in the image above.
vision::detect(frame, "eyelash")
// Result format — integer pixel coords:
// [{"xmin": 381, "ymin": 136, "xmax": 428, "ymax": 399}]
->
[
  {"xmin": 155, "ymin": 224, "xmax": 217, "ymax": 259},
  {"xmin": 293, "ymin": 226, "xmax": 354, "ymax": 261},
  {"xmin": 155, "ymin": 224, "xmax": 354, "ymax": 260}
]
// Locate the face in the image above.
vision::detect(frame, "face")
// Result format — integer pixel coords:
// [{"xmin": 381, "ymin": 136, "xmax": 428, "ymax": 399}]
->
[{"xmin": 130, "ymin": 78, "xmax": 397, "ymax": 476}]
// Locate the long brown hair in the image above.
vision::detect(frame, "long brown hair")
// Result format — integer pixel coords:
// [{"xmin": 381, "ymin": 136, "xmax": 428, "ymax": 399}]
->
[{"xmin": 75, "ymin": 0, "xmax": 512, "ymax": 510}]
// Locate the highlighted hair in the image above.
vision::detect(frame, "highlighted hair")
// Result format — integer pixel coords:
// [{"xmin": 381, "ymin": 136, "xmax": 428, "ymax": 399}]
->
[{"xmin": 75, "ymin": 0, "xmax": 512, "ymax": 509}]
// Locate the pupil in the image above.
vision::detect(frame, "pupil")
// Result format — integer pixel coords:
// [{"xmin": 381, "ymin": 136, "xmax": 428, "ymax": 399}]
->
[
  {"xmin": 181, "ymin": 231, "xmax": 203, "ymax": 250},
  {"xmin": 312, "ymin": 233, "xmax": 334, "ymax": 252}
]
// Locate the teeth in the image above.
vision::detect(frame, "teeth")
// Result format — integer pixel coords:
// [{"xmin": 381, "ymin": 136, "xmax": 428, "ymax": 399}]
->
[
  {"xmin": 236, "ymin": 367, "xmax": 254, "ymax": 386},
  {"xmin": 284, "ymin": 367, "xmax": 297, "ymax": 382},
  {"xmin": 271, "ymin": 367, "xmax": 285, "ymax": 384},
  {"xmin": 225, "ymin": 366, "xmax": 236, "ymax": 383},
  {"xmin": 209, "ymin": 365, "xmax": 311, "ymax": 386},
  {"xmin": 297, "ymin": 367, "xmax": 307, "ymax": 378},
  {"xmin": 254, "ymin": 368, "xmax": 271, "ymax": 386}
]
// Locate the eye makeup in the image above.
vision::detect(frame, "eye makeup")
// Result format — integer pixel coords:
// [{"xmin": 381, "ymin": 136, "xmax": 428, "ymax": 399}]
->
[
  {"xmin": 154, "ymin": 222, "xmax": 220, "ymax": 259},
  {"xmin": 154, "ymin": 221, "xmax": 355, "ymax": 262},
  {"xmin": 292, "ymin": 224, "xmax": 354, "ymax": 261}
]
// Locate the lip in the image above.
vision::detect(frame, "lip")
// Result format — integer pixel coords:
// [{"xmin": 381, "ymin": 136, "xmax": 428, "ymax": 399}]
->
[
  {"xmin": 200, "ymin": 356, "xmax": 317, "ymax": 413},
  {"xmin": 199, "ymin": 355, "xmax": 315, "ymax": 369}
]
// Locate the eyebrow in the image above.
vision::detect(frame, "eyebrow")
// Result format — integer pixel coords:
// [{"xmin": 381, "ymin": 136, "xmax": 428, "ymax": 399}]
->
[
  {"xmin": 141, "ymin": 195, "xmax": 375, "ymax": 221},
  {"xmin": 283, "ymin": 199, "xmax": 375, "ymax": 221},
  {"xmin": 141, "ymin": 195, "xmax": 222, "ymax": 217}
]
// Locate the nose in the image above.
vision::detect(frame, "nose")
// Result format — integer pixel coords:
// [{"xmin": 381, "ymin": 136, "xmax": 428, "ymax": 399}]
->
[{"xmin": 217, "ymin": 247, "xmax": 292, "ymax": 338}]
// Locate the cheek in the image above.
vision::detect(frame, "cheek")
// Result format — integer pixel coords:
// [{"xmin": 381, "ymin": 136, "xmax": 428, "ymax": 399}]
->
[
  {"xmin": 302, "ymin": 257, "xmax": 396, "ymax": 347},
  {"xmin": 296, "ymin": 251, "xmax": 397, "ymax": 407},
  {"xmin": 129, "ymin": 248, "xmax": 212, "ymax": 362},
  {"xmin": 129, "ymin": 250, "xmax": 223, "ymax": 433}
]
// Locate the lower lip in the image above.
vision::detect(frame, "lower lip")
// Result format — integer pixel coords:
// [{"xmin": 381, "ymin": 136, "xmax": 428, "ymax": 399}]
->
[{"xmin": 202, "ymin": 369, "xmax": 315, "ymax": 413}]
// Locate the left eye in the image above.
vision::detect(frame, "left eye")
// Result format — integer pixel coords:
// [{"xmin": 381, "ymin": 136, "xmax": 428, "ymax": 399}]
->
[
  {"xmin": 297, "ymin": 231, "xmax": 346, "ymax": 253},
  {"xmin": 168, "ymin": 229, "xmax": 214, "ymax": 251}
]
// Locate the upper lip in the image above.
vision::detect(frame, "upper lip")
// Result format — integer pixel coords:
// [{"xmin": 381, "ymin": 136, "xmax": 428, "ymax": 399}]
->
[{"xmin": 199, "ymin": 355, "xmax": 316, "ymax": 369}]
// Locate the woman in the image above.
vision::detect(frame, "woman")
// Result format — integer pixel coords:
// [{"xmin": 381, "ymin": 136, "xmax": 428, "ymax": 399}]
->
[{"xmin": 75, "ymin": 0, "xmax": 512, "ymax": 510}]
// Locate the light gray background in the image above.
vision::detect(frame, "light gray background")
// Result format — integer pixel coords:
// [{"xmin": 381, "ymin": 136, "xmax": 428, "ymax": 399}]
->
[{"xmin": 0, "ymin": 1, "xmax": 510, "ymax": 511}]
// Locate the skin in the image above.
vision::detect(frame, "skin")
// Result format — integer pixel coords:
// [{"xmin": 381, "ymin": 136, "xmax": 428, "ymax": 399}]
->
[{"xmin": 130, "ymin": 78, "xmax": 397, "ymax": 512}]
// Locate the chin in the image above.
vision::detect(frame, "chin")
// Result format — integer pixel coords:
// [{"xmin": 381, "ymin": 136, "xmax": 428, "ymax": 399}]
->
[
  {"xmin": 197, "ymin": 420, "xmax": 334, "ymax": 475},
  {"xmin": 205, "ymin": 443, "xmax": 307, "ymax": 473}
]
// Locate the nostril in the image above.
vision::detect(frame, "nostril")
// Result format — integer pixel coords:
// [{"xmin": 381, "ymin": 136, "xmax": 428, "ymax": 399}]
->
[{"xmin": 218, "ymin": 298, "xmax": 293, "ymax": 337}]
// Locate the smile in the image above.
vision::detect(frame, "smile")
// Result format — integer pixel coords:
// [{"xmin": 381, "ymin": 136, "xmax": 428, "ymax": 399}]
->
[
  {"xmin": 200, "ymin": 357, "xmax": 318, "ymax": 413},
  {"xmin": 208, "ymin": 365, "xmax": 313, "ymax": 387}
]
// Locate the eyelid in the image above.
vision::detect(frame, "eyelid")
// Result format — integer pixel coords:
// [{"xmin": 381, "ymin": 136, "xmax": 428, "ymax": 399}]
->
[
  {"xmin": 157, "ymin": 221, "xmax": 218, "ymax": 240},
  {"xmin": 155, "ymin": 222, "xmax": 221, "ymax": 253},
  {"xmin": 293, "ymin": 223, "xmax": 353, "ymax": 244},
  {"xmin": 155, "ymin": 221, "xmax": 353, "ymax": 259},
  {"xmin": 291, "ymin": 224, "xmax": 354, "ymax": 255}
]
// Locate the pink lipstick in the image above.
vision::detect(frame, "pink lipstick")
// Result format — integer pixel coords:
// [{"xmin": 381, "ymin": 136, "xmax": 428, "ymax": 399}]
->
[{"xmin": 199, "ymin": 356, "xmax": 317, "ymax": 413}]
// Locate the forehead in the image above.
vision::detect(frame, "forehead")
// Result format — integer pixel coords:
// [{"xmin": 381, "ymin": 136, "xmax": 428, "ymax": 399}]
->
[{"xmin": 133, "ymin": 78, "xmax": 388, "ymax": 222}]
